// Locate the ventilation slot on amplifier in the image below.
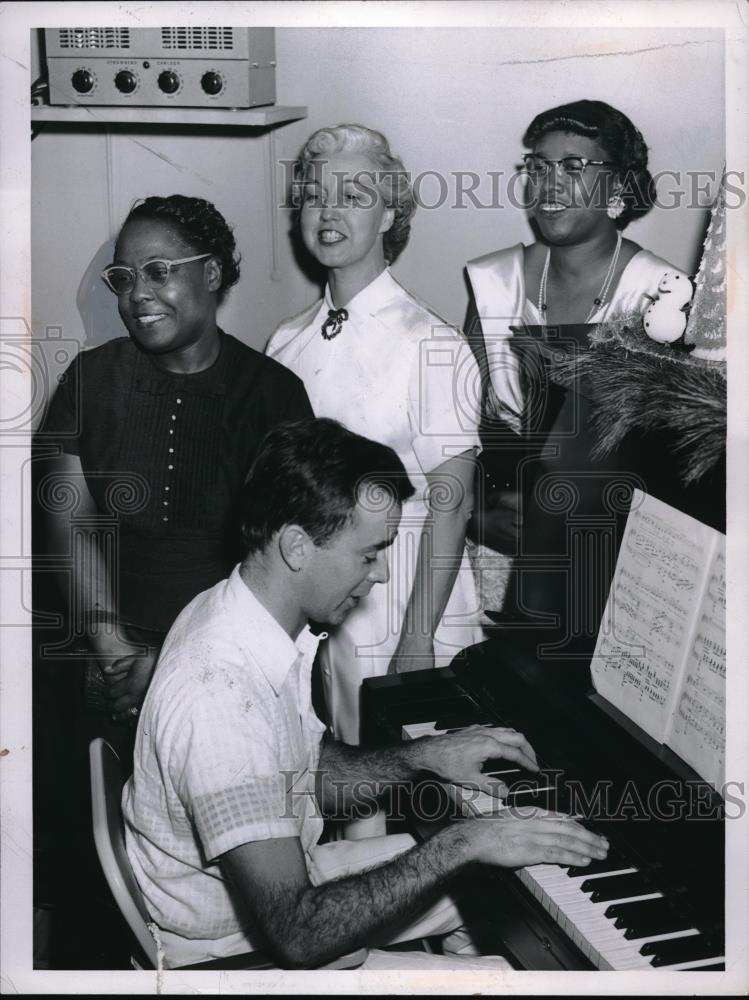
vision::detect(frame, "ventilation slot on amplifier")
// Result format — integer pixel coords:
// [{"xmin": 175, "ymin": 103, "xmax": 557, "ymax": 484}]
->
[
  {"xmin": 58, "ymin": 27, "xmax": 131, "ymax": 49},
  {"xmin": 160, "ymin": 27, "xmax": 234, "ymax": 50}
]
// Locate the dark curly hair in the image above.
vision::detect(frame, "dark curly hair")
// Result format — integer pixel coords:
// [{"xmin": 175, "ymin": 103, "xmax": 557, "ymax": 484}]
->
[
  {"xmin": 523, "ymin": 100, "xmax": 656, "ymax": 228},
  {"xmin": 119, "ymin": 195, "xmax": 241, "ymax": 300},
  {"xmin": 296, "ymin": 124, "xmax": 415, "ymax": 265}
]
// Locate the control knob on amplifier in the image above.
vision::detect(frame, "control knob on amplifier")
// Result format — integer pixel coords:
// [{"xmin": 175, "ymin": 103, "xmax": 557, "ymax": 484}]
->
[
  {"xmin": 115, "ymin": 70, "xmax": 137, "ymax": 94},
  {"xmin": 201, "ymin": 71, "xmax": 223, "ymax": 95},
  {"xmin": 71, "ymin": 69, "xmax": 94, "ymax": 94},
  {"xmin": 158, "ymin": 70, "xmax": 180, "ymax": 94}
]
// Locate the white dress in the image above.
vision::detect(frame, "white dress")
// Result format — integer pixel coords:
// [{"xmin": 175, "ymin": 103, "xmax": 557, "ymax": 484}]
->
[
  {"xmin": 267, "ymin": 269, "xmax": 483, "ymax": 744},
  {"xmin": 466, "ymin": 244, "xmax": 689, "ymax": 420}
]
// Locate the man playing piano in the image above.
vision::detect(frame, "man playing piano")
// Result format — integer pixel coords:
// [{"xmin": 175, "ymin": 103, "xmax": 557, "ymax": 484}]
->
[{"xmin": 123, "ymin": 417, "xmax": 608, "ymax": 970}]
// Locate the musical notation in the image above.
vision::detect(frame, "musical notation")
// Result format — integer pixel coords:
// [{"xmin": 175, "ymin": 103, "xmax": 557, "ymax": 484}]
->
[
  {"xmin": 667, "ymin": 542, "xmax": 726, "ymax": 788},
  {"xmin": 591, "ymin": 491, "xmax": 725, "ymax": 785}
]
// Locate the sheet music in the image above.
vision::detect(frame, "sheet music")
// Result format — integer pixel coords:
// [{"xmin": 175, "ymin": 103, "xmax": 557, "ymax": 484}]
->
[
  {"xmin": 591, "ymin": 490, "xmax": 720, "ymax": 745},
  {"xmin": 667, "ymin": 540, "xmax": 726, "ymax": 788}
]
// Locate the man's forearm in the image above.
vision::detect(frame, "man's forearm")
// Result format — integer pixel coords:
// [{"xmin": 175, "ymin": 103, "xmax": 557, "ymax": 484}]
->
[
  {"xmin": 269, "ymin": 824, "xmax": 471, "ymax": 968},
  {"xmin": 317, "ymin": 722, "xmax": 544, "ymax": 819},
  {"xmin": 317, "ymin": 735, "xmax": 427, "ymax": 816}
]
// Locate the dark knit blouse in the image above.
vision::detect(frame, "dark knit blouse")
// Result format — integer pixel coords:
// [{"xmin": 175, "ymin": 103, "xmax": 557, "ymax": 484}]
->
[{"xmin": 39, "ymin": 330, "xmax": 313, "ymax": 632}]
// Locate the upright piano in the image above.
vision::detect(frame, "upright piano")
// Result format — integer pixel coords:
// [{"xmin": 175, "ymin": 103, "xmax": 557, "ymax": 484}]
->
[
  {"xmin": 362, "ymin": 631, "xmax": 725, "ymax": 972},
  {"xmin": 361, "ymin": 320, "xmax": 726, "ymax": 970}
]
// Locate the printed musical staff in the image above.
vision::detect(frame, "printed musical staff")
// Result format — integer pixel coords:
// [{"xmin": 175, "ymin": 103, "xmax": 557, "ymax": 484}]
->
[
  {"xmin": 668, "ymin": 540, "xmax": 726, "ymax": 787},
  {"xmin": 591, "ymin": 491, "xmax": 725, "ymax": 788}
]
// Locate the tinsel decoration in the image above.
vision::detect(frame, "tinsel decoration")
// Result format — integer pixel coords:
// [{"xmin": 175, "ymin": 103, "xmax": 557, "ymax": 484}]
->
[
  {"xmin": 550, "ymin": 313, "xmax": 726, "ymax": 485},
  {"xmin": 683, "ymin": 174, "xmax": 727, "ymax": 361},
  {"xmin": 545, "ymin": 174, "xmax": 727, "ymax": 487}
]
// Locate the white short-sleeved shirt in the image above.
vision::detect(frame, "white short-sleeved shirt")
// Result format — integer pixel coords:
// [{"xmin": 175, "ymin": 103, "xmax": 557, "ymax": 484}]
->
[
  {"xmin": 122, "ymin": 566, "xmax": 326, "ymax": 965},
  {"xmin": 267, "ymin": 268, "xmax": 481, "ymax": 498}
]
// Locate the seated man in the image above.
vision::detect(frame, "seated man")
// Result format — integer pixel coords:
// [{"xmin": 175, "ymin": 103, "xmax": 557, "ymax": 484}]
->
[{"xmin": 123, "ymin": 417, "xmax": 607, "ymax": 969}]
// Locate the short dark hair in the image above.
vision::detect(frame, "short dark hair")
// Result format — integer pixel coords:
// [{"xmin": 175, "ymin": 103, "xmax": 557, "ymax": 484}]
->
[
  {"xmin": 241, "ymin": 418, "xmax": 415, "ymax": 556},
  {"xmin": 119, "ymin": 195, "xmax": 241, "ymax": 301},
  {"xmin": 523, "ymin": 100, "xmax": 656, "ymax": 227}
]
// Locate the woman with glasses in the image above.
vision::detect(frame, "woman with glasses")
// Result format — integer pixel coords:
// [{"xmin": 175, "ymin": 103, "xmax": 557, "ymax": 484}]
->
[
  {"xmin": 39, "ymin": 195, "xmax": 313, "ymax": 748},
  {"xmin": 268, "ymin": 125, "xmax": 483, "ymax": 749},
  {"xmin": 465, "ymin": 100, "xmax": 688, "ymax": 616}
]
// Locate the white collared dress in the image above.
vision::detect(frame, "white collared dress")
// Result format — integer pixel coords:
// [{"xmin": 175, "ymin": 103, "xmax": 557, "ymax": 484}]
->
[{"xmin": 267, "ymin": 269, "xmax": 483, "ymax": 744}]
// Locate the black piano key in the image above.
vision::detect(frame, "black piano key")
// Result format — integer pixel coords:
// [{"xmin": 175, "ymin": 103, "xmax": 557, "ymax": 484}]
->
[
  {"xmin": 582, "ymin": 872, "xmax": 652, "ymax": 902},
  {"xmin": 568, "ymin": 847, "xmax": 629, "ymax": 877},
  {"xmin": 640, "ymin": 934, "xmax": 721, "ymax": 966},
  {"xmin": 619, "ymin": 904, "xmax": 693, "ymax": 939},
  {"xmin": 484, "ymin": 765, "xmax": 547, "ymax": 785},
  {"xmin": 624, "ymin": 917, "xmax": 694, "ymax": 940},
  {"xmin": 606, "ymin": 897, "xmax": 671, "ymax": 923},
  {"xmin": 606, "ymin": 897, "xmax": 669, "ymax": 918},
  {"xmin": 687, "ymin": 963, "xmax": 725, "ymax": 971}
]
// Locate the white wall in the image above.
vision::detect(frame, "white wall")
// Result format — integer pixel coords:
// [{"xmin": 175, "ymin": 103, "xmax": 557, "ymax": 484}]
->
[
  {"xmin": 31, "ymin": 25, "xmax": 724, "ymax": 401},
  {"xmin": 272, "ymin": 27, "xmax": 724, "ymax": 328}
]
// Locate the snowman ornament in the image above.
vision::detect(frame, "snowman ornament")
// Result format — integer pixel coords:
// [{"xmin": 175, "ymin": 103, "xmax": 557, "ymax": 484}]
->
[{"xmin": 642, "ymin": 271, "xmax": 694, "ymax": 344}]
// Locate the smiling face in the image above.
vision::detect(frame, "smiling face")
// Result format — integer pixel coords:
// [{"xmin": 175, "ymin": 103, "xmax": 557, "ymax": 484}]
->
[
  {"xmin": 113, "ymin": 217, "xmax": 221, "ymax": 371},
  {"xmin": 527, "ymin": 130, "xmax": 619, "ymax": 246},
  {"xmin": 299, "ymin": 150, "xmax": 395, "ymax": 284},
  {"xmin": 300, "ymin": 492, "xmax": 400, "ymax": 627}
]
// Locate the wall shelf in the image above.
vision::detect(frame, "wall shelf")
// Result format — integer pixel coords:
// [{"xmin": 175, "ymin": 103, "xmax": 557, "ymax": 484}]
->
[{"xmin": 31, "ymin": 103, "xmax": 307, "ymax": 128}]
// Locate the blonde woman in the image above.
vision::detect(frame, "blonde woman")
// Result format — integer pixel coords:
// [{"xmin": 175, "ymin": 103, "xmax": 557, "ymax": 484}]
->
[{"xmin": 268, "ymin": 124, "xmax": 483, "ymax": 746}]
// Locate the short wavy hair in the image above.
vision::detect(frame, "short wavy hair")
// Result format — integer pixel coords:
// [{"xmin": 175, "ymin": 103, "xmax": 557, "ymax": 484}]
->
[
  {"xmin": 296, "ymin": 124, "xmax": 416, "ymax": 265},
  {"xmin": 119, "ymin": 195, "xmax": 241, "ymax": 301},
  {"xmin": 523, "ymin": 100, "xmax": 656, "ymax": 228}
]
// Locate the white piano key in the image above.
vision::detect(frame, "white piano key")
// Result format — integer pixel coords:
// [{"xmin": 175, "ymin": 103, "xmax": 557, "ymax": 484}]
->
[
  {"xmin": 401, "ymin": 720, "xmax": 493, "ymax": 741},
  {"xmin": 545, "ymin": 867, "xmax": 638, "ymax": 888},
  {"xmin": 527, "ymin": 876, "xmax": 701, "ymax": 968},
  {"xmin": 505, "ymin": 784, "xmax": 557, "ymax": 798},
  {"xmin": 629, "ymin": 928, "xmax": 699, "ymax": 945},
  {"xmin": 517, "ymin": 865, "xmax": 673, "ymax": 969},
  {"xmin": 446, "ymin": 784, "xmax": 507, "ymax": 816},
  {"xmin": 659, "ymin": 955, "xmax": 725, "ymax": 971},
  {"xmin": 401, "ymin": 721, "xmax": 448, "ymax": 740}
]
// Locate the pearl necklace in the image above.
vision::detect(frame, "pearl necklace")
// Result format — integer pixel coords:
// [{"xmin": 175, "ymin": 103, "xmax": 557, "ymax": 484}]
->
[{"xmin": 537, "ymin": 230, "xmax": 623, "ymax": 325}]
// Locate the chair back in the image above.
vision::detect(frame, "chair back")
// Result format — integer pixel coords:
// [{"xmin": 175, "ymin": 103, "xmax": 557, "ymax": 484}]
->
[
  {"xmin": 89, "ymin": 739, "xmax": 369, "ymax": 971},
  {"xmin": 89, "ymin": 738, "xmax": 158, "ymax": 968}
]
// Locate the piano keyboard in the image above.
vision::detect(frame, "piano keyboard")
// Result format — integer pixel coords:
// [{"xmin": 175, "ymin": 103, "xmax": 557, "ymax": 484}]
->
[{"xmin": 402, "ymin": 721, "xmax": 725, "ymax": 971}]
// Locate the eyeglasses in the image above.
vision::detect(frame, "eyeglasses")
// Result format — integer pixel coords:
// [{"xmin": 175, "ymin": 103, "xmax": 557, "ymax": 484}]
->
[
  {"xmin": 101, "ymin": 254, "xmax": 211, "ymax": 295},
  {"xmin": 522, "ymin": 154, "xmax": 614, "ymax": 179}
]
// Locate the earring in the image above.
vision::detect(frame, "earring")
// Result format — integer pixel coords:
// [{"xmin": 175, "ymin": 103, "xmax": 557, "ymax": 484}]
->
[{"xmin": 607, "ymin": 194, "xmax": 625, "ymax": 220}]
